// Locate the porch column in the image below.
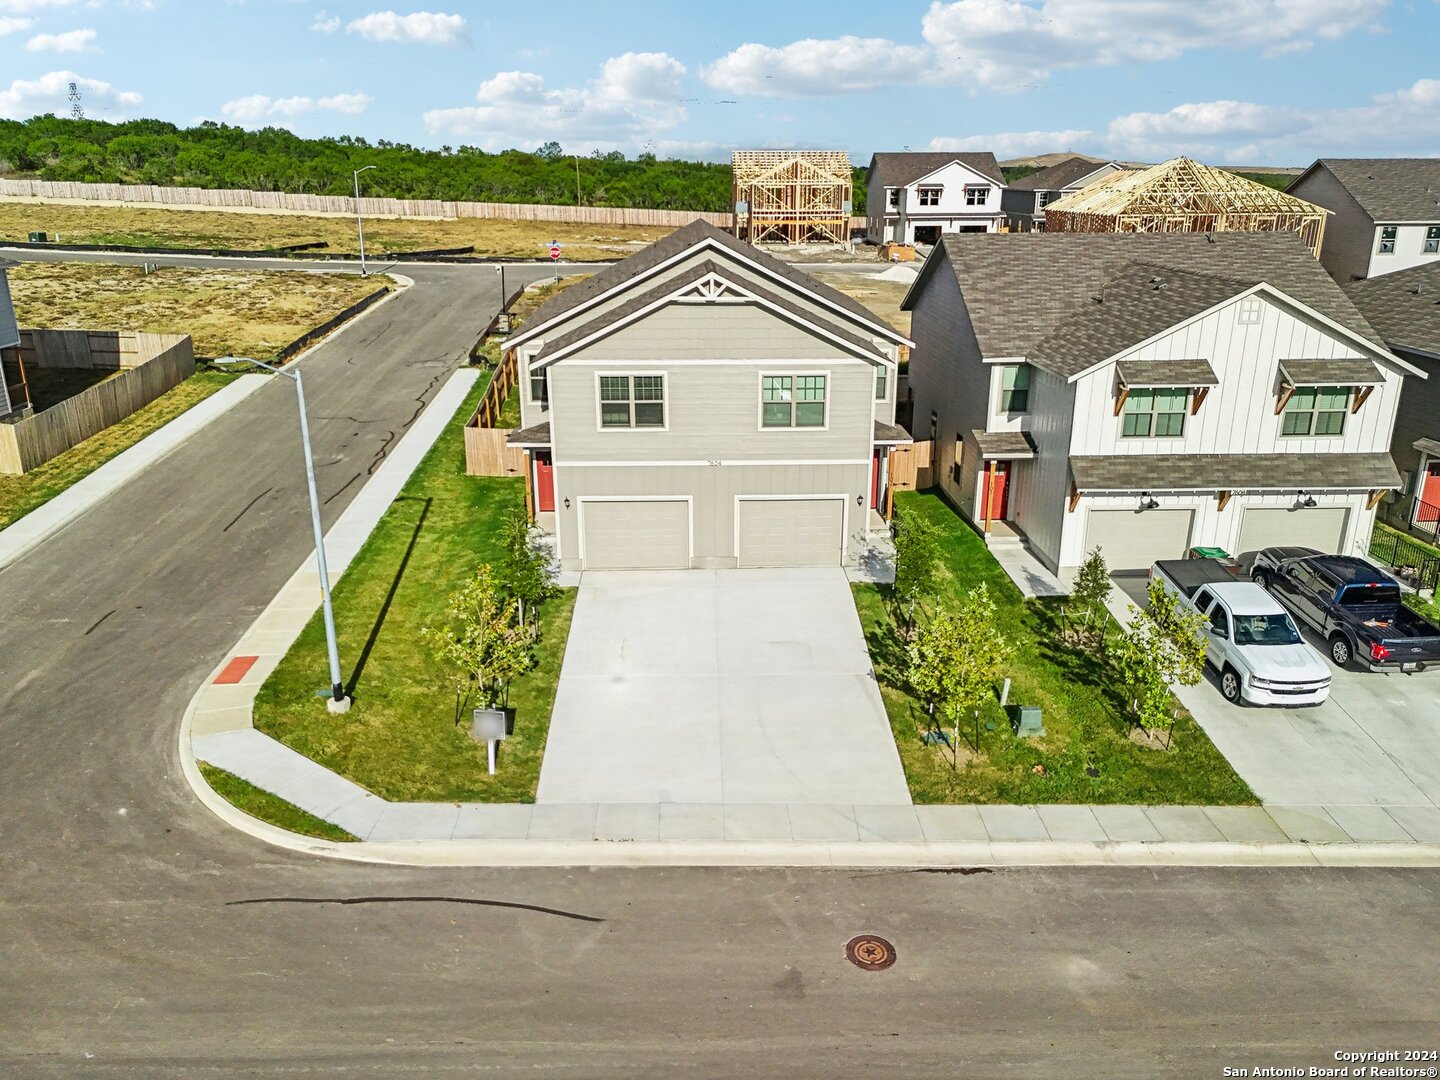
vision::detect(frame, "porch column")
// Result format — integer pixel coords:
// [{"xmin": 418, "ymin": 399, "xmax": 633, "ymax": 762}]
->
[
  {"xmin": 522, "ymin": 450, "xmax": 535, "ymax": 521},
  {"xmin": 984, "ymin": 459, "xmax": 997, "ymax": 535}
]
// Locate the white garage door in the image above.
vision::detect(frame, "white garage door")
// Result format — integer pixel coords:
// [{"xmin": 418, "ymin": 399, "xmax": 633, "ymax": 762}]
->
[
  {"xmin": 1237, "ymin": 507, "xmax": 1349, "ymax": 557},
  {"xmin": 1084, "ymin": 508, "xmax": 1194, "ymax": 571},
  {"xmin": 580, "ymin": 500, "xmax": 689, "ymax": 570},
  {"xmin": 737, "ymin": 498, "xmax": 845, "ymax": 568}
]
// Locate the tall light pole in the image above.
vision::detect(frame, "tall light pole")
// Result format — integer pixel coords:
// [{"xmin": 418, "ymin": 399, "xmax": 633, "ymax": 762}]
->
[
  {"xmin": 352, "ymin": 165, "xmax": 377, "ymax": 277},
  {"xmin": 215, "ymin": 356, "xmax": 351, "ymax": 713},
  {"xmin": 495, "ymin": 264, "xmax": 508, "ymax": 332}
]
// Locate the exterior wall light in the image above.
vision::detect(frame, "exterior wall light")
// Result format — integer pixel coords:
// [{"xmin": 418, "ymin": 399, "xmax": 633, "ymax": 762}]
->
[
  {"xmin": 1139, "ymin": 492, "xmax": 1160, "ymax": 511},
  {"xmin": 1299, "ymin": 491, "xmax": 1318, "ymax": 508},
  {"xmin": 563, "ymin": 497, "xmax": 571, "ymax": 509}
]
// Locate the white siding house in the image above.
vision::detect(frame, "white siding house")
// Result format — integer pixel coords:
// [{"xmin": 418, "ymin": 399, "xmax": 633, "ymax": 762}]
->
[{"xmin": 865, "ymin": 153, "xmax": 1006, "ymax": 245}]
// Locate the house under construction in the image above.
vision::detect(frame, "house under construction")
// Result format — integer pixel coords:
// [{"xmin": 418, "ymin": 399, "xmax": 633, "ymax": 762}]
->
[
  {"xmin": 1042, "ymin": 157, "xmax": 1328, "ymax": 257},
  {"xmin": 732, "ymin": 150, "xmax": 852, "ymax": 245}
]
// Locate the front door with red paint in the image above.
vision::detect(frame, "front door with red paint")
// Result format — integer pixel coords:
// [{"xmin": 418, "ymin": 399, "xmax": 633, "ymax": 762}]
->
[
  {"xmin": 870, "ymin": 450, "xmax": 882, "ymax": 510},
  {"xmin": 534, "ymin": 451, "xmax": 555, "ymax": 513},
  {"xmin": 983, "ymin": 461, "xmax": 1010, "ymax": 521},
  {"xmin": 1419, "ymin": 460, "xmax": 1440, "ymax": 523}
]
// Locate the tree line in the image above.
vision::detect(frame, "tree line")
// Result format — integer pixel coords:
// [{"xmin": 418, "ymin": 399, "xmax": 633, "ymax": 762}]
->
[{"xmin": 0, "ymin": 116, "xmax": 872, "ymax": 213}]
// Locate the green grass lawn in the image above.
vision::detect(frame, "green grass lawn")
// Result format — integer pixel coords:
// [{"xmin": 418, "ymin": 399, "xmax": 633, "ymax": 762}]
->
[
  {"xmin": 855, "ymin": 491, "xmax": 1257, "ymax": 805},
  {"xmin": 198, "ymin": 763, "xmax": 358, "ymax": 841},
  {"xmin": 250, "ymin": 377, "xmax": 576, "ymax": 804}
]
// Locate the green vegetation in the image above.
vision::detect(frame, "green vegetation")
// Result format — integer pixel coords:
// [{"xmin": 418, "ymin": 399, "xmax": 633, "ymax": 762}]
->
[
  {"xmin": 854, "ymin": 491, "xmax": 1257, "ymax": 805},
  {"xmin": 1233, "ymin": 172, "xmax": 1296, "ymax": 191},
  {"xmin": 1001, "ymin": 165, "xmax": 1041, "ymax": 183},
  {"xmin": 197, "ymin": 762, "xmax": 358, "ymax": 841},
  {"xmin": 252, "ymin": 377, "xmax": 576, "ymax": 803},
  {"xmin": 0, "ymin": 370, "xmax": 235, "ymax": 530},
  {"xmin": 1370, "ymin": 520, "xmax": 1440, "ymax": 623},
  {"xmin": 0, "ymin": 116, "xmax": 869, "ymax": 214}
]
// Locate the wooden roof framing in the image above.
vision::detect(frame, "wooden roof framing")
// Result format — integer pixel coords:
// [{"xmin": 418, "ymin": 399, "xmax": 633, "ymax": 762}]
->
[
  {"xmin": 732, "ymin": 150, "xmax": 852, "ymax": 245},
  {"xmin": 1042, "ymin": 157, "xmax": 1328, "ymax": 256}
]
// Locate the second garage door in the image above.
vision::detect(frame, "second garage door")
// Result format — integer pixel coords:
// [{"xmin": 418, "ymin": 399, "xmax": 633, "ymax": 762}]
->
[
  {"xmin": 1084, "ymin": 508, "xmax": 1194, "ymax": 571},
  {"xmin": 1237, "ymin": 507, "xmax": 1349, "ymax": 556},
  {"xmin": 737, "ymin": 498, "xmax": 845, "ymax": 567},
  {"xmin": 580, "ymin": 499, "xmax": 689, "ymax": 570}
]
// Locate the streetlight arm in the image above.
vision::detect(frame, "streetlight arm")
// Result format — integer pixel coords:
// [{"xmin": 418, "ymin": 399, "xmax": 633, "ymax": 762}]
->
[{"xmin": 213, "ymin": 355, "xmax": 293, "ymax": 380}]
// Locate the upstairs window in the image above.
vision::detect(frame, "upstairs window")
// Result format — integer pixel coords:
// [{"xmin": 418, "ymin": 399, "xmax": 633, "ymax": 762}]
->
[
  {"xmin": 1282, "ymin": 386, "xmax": 1348, "ymax": 436},
  {"xmin": 917, "ymin": 186, "xmax": 942, "ymax": 206},
  {"xmin": 1037, "ymin": 190, "xmax": 1054, "ymax": 209},
  {"xmin": 1426, "ymin": 226, "xmax": 1440, "ymax": 254},
  {"xmin": 1122, "ymin": 388, "xmax": 1187, "ymax": 438},
  {"xmin": 875, "ymin": 367, "xmax": 887, "ymax": 400},
  {"xmin": 529, "ymin": 366, "xmax": 549, "ymax": 405},
  {"xmin": 887, "ymin": 188, "xmax": 900, "ymax": 209},
  {"xmin": 599, "ymin": 374, "xmax": 665, "ymax": 428},
  {"xmin": 1238, "ymin": 297, "xmax": 1263, "ymax": 325},
  {"xmin": 965, "ymin": 186, "xmax": 989, "ymax": 206},
  {"xmin": 1000, "ymin": 364, "xmax": 1031, "ymax": 412},
  {"xmin": 762, "ymin": 374, "xmax": 826, "ymax": 428},
  {"xmin": 1379, "ymin": 225, "xmax": 1398, "ymax": 254}
]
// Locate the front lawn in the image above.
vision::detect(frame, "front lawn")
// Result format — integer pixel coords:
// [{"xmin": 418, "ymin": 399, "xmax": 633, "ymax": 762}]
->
[
  {"xmin": 251, "ymin": 377, "xmax": 575, "ymax": 804},
  {"xmin": 855, "ymin": 491, "xmax": 1257, "ymax": 805},
  {"xmin": 198, "ymin": 763, "xmax": 357, "ymax": 842}
]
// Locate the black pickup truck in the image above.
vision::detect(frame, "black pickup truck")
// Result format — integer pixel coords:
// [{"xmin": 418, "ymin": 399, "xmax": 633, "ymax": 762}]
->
[{"xmin": 1248, "ymin": 547, "xmax": 1440, "ymax": 671}]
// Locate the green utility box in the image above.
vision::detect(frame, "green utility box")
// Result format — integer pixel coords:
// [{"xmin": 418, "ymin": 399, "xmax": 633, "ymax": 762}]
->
[
  {"xmin": 28, "ymin": 232, "xmax": 49, "ymax": 243},
  {"xmin": 1009, "ymin": 705, "xmax": 1044, "ymax": 738},
  {"xmin": 1189, "ymin": 545, "xmax": 1231, "ymax": 560}
]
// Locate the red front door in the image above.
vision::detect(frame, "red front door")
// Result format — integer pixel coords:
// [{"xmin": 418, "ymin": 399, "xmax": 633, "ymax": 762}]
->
[
  {"xmin": 1419, "ymin": 461, "xmax": 1440, "ymax": 523},
  {"xmin": 871, "ymin": 450, "xmax": 882, "ymax": 510},
  {"xmin": 534, "ymin": 451, "xmax": 555, "ymax": 513},
  {"xmin": 983, "ymin": 461, "xmax": 1010, "ymax": 521}
]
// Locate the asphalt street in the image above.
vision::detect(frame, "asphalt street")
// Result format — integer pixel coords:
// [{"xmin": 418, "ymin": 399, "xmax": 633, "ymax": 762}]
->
[{"xmin": 0, "ymin": 252, "xmax": 1437, "ymax": 1078}]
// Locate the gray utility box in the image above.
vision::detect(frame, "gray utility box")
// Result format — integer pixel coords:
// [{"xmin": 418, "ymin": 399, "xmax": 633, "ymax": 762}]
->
[
  {"xmin": 472, "ymin": 707, "xmax": 508, "ymax": 742},
  {"xmin": 1009, "ymin": 705, "xmax": 1044, "ymax": 738}
]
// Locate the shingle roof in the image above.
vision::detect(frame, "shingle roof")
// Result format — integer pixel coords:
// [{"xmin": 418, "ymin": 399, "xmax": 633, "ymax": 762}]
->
[
  {"xmin": 1343, "ymin": 261, "xmax": 1440, "ymax": 357},
  {"xmin": 972, "ymin": 429, "xmax": 1037, "ymax": 459},
  {"xmin": 1279, "ymin": 358, "xmax": 1386, "ymax": 386},
  {"xmin": 874, "ymin": 420, "xmax": 912, "ymax": 444},
  {"xmin": 866, "ymin": 152, "xmax": 1005, "ymax": 194},
  {"xmin": 1006, "ymin": 157, "xmax": 1114, "ymax": 192},
  {"xmin": 1415, "ymin": 437, "xmax": 1440, "ymax": 458},
  {"xmin": 513, "ymin": 219, "xmax": 906, "ymax": 347},
  {"xmin": 1115, "ymin": 359, "xmax": 1219, "ymax": 387},
  {"xmin": 1069, "ymin": 452, "xmax": 1400, "ymax": 491},
  {"xmin": 506, "ymin": 422, "xmax": 550, "ymax": 446},
  {"xmin": 908, "ymin": 231, "xmax": 1386, "ymax": 377},
  {"xmin": 1308, "ymin": 159, "xmax": 1440, "ymax": 222}
]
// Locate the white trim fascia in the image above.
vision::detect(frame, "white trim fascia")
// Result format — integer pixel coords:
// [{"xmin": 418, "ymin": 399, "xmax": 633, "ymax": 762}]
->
[
  {"xmin": 732, "ymin": 493, "xmax": 850, "ymax": 566},
  {"xmin": 556, "ymin": 458, "xmax": 871, "ymax": 468},
  {"xmin": 575, "ymin": 494, "xmax": 694, "ymax": 563},
  {"xmin": 983, "ymin": 355, "xmax": 1028, "ymax": 365},
  {"xmin": 908, "ymin": 159, "xmax": 1000, "ymax": 190}
]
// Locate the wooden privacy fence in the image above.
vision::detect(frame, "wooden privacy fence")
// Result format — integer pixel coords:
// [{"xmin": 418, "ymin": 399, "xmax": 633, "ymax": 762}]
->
[
  {"xmin": 0, "ymin": 330, "xmax": 194, "ymax": 474},
  {"xmin": 464, "ymin": 347, "xmax": 526, "ymax": 478},
  {"xmin": 887, "ymin": 438, "xmax": 932, "ymax": 493}
]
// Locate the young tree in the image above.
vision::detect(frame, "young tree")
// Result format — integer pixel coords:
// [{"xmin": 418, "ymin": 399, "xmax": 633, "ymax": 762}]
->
[
  {"xmin": 891, "ymin": 503, "xmax": 942, "ymax": 632},
  {"xmin": 421, "ymin": 565, "xmax": 535, "ymax": 717},
  {"xmin": 906, "ymin": 582, "xmax": 1013, "ymax": 766},
  {"xmin": 1069, "ymin": 546, "xmax": 1112, "ymax": 642},
  {"xmin": 497, "ymin": 505, "xmax": 556, "ymax": 628},
  {"xmin": 1112, "ymin": 578, "xmax": 1207, "ymax": 746}
]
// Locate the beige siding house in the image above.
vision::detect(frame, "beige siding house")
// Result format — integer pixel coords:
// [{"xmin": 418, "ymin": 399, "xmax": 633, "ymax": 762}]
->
[
  {"xmin": 903, "ymin": 231, "xmax": 1423, "ymax": 576},
  {"xmin": 505, "ymin": 221, "xmax": 912, "ymax": 572}
]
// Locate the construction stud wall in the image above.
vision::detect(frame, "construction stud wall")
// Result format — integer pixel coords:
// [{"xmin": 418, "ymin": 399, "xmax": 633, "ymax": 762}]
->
[{"xmin": 732, "ymin": 150, "xmax": 852, "ymax": 245}]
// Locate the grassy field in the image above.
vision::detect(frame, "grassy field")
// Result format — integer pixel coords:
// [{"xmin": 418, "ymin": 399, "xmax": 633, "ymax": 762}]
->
[
  {"xmin": 0, "ymin": 370, "xmax": 236, "ymax": 530},
  {"xmin": 197, "ymin": 763, "xmax": 357, "ymax": 842},
  {"xmin": 250, "ymin": 376, "xmax": 576, "ymax": 804},
  {"xmin": 8, "ymin": 261, "xmax": 385, "ymax": 359},
  {"xmin": 855, "ymin": 491, "xmax": 1257, "ymax": 805},
  {"xmin": 0, "ymin": 200, "xmax": 673, "ymax": 261}
]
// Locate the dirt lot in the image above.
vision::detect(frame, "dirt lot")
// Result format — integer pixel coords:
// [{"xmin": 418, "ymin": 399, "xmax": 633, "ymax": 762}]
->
[
  {"xmin": 7, "ymin": 262, "xmax": 387, "ymax": 358},
  {"xmin": 809, "ymin": 272, "xmax": 913, "ymax": 335}
]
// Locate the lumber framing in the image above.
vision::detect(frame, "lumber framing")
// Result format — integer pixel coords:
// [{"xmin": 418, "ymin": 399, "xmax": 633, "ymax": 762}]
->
[
  {"xmin": 1043, "ymin": 157, "xmax": 1328, "ymax": 257},
  {"xmin": 732, "ymin": 150, "xmax": 851, "ymax": 245}
]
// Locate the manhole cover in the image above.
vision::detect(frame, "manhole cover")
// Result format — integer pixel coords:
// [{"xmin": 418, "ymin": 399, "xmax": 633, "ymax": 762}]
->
[{"xmin": 845, "ymin": 934, "xmax": 896, "ymax": 971}]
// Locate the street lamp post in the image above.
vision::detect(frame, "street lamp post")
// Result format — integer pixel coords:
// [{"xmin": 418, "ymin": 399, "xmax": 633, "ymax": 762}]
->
[
  {"xmin": 495, "ymin": 264, "xmax": 508, "ymax": 333},
  {"xmin": 215, "ymin": 356, "xmax": 350, "ymax": 713},
  {"xmin": 352, "ymin": 165, "xmax": 377, "ymax": 277}
]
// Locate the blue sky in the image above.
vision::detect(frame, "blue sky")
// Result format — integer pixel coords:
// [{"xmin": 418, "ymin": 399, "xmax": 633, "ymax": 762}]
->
[{"xmin": 1, "ymin": 0, "xmax": 1438, "ymax": 166}]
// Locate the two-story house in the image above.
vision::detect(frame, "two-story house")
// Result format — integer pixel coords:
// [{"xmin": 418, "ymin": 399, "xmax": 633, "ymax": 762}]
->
[
  {"xmin": 504, "ymin": 220, "xmax": 913, "ymax": 572},
  {"xmin": 1344, "ymin": 261, "xmax": 1440, "ymax": 536},
  {"xmin": 901, "ymin": 231, "xmax": 1422, "ymax": 576},
  {"xmin": 1000, "ymin": 156, "xmax": 1124, "ymax": 233},
  {"xmin": 0, "ymin": 257, "xmax": 20, "ymax": 420},
  {"xmin": 1288, "ymin": 159, "xmax": 1440, "ymax": 282},
  {"xmin": 864, "ymin": 152, "xmax": 1005, "ymax": 246}
]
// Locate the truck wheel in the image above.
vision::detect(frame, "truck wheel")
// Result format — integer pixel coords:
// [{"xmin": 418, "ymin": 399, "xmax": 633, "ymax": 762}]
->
[
  {"xmin": 1329, "ymin": 634, "xmax": 1353, "ymax": 669},
  {"xmin": 1220, "ymin": 667, "xmax": 1244, "ymax": 704},
  {"xmin": 1251, "ymin": 569, "xmax": 1270, "ymax": 590}
]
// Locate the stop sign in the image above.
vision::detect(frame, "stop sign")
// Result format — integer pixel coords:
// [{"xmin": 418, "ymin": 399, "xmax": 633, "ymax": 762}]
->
[{"xmin": 549, "ymin": 244, "xmax": 562, "ymax": 261}]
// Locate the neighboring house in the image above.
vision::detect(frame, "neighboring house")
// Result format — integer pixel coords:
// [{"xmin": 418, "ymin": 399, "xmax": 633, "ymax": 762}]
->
[
  {"xmin": 1344, "ymin": 261, "xmax": 1440, "ymax": 534},
  {"xmin": 1000, "ymin": 156, "xmax": 1124, "ymax": 233},
  {"xmin": 901, "ymin": 231, "xmax": 1423, "ymax": 576},
  {"xmin": 864, "ymin": 152, "xmax": 1006, "ymax": 246},
  {"xmin": 0, "ymin": 257, "xmax": 20, "ymax": 419},
  {"xmin": 1288, "ymin": 159, "xmax": 1440, "ymax": 283},
  {"xmin": 503, "ymin": 220, "xmax": 913, "ymax": 572}
]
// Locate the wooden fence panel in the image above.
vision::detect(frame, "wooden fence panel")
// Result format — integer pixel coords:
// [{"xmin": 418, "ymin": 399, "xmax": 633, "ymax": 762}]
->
[
  {"xmin": 888, "ymin": 439, "xmax": 932, "ymax": 492},
  {"xmin": 464, "ymin": 425, "xmax": 526, "ymax": 478}
]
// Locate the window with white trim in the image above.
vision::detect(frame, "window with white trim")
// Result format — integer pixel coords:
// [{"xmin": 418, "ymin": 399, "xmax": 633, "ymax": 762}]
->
[
  {"xmin": 875, "ymin": 367, "xmax": 887, "ymax": 400},
  {"xmin": 529, "ymin": 366, "xmax": 548, "ymax": 404},
  {"xmin": 887, "ymin": 188, "xmax": 900, "ymax": 209},
  {"xmin": 1426, "ymin": 226, "xmax": 1440, "ymax": 254},
  {"xmin": 1238, "ymin": 297, "xmax": 1262, "ymax": 325},
  {"xmin": 1000, "ymin": 364, "xmax": 1031, "ymax": 412},
  {"xmin": 965, "ymin": 186, "xmax": 988, "ymax": 206},
  {"xmin": 599, "ymin": 374, "xmax": 664, "ymax": 428},
  {"xmin": 761, "ymin": 374, "xmax": 826, "ymax": 428},
  {"xmin": 1282, "ymin": 386, "xmax": 1348, "ymax": 436},
  {"xmin": 1122, "ymin": 388, "xmax": 1187, "ymax": 438},
  {"xmin": 917, "ymin": 186, "xmax": 942, "ymax": 206},
  {"xmin": 1037, "ymin": 190, "xmax": 1054, "ymax": 209},
  {"xmin": 1379, "ymin": 225, "xmax": 1398, "ymax": 254}
]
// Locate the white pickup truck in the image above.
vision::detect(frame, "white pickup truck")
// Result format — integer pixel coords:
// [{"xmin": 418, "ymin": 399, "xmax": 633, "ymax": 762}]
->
[{"xmin": 1150, "ymin": 559, "xmax": 1332, "ymax": 707}]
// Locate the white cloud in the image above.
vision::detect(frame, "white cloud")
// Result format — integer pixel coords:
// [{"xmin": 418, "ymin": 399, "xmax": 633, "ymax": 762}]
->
[
  {"xmin": 0, "ymin": 15, "xmax": 33, "ymax": 33},
  {"xmin": 346, "ymin": 10, "xmax": 467, "ymax": 46},
  {"xmin": 929, "ymin": 128, "xmax": 1097, "ymax": 159},
  {"xmin": 704, "ymin": 0, "xmax": 1390, "ymax": 96},
  {"xmin": 25, "ymin": 27, "xmax": 95, "ymax": 51},
  {"xmin": 220, "ymin": 90, "xmax": 372, "ymax": 124},
  {"xmin": 0, "ymin": 69, "xmax": 140, "ymax": 120},
  {"xmin": 0, "ymin": 0, "xmax": 79, "ymax": 12},
  {"xmin": 311, "ymin": 10, "xmax": 340, "ymax": 33},
  {"xmin": 424, "ymin": 51, "xmax": 688, "ymax": 153}
]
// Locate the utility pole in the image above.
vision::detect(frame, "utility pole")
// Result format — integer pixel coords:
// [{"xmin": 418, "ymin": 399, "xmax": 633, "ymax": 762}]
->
[{"xmin": 575, "ymin": 155, "xmax": 582, "ymax": 206}]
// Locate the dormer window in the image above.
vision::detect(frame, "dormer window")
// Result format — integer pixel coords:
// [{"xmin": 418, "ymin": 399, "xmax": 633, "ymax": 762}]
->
[
  {"xmin": 965, "ymin": 186, "xmax": 988, "ymax": 206},
  {"xmin": 917, "ymin": 186, "xmax": 942, "ymax": 207}
]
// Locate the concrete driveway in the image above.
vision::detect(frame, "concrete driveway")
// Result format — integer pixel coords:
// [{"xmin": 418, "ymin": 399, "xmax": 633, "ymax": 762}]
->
[
  {"xmin": 1113, "ymin": 573, "xmax": 1440, "ymax": 810},
  {"xmin": 535, "ymin": 568, "xmax": 912, "ymax": 805}
]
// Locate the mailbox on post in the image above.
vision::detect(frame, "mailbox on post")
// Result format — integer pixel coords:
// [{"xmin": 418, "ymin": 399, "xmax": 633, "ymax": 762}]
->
[{"xmin": 472, "ymin": 708, "xmax": 508, "ymax": 774}]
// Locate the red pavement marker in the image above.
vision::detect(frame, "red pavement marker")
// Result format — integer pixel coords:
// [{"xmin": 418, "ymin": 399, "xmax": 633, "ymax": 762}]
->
[{"xmin": 213, "ymin": 655, "xmax": 259, "ymax": 685}]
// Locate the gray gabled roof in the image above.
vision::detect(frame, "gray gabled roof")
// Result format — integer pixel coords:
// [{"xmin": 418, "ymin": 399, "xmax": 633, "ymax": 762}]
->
[
  {"xmin": 1297, "ymin": 159, "xmax": 1440, "ymax": 222},
  {"xmin": 1006, "ymin": 156, "xmax": 1115, "ymax": 192},
  {"xmin": 1344, "ymin": 261, "xmax": 1440, "ymax": 358},
  {"xmin": 1070, "ymin": 452, "xmax": 1400, "ymax": 492},
  {"xmin": 865, "ymin": 152, "xmax": 1005, "ymax": 195},
  {"xmin": 904, "ymin": 231, "xmax": 1387, "ymax": 378},
  {"xmin": 514, "ymin": 219, "xmax": 907, "ymax": 349}
]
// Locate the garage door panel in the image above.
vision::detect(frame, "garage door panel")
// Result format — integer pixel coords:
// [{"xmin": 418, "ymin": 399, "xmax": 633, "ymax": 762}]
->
[
  {"xmin": 581, "ymin": 500, "xmax": 689, "ymax": 570},
  {"xmin": 738, "ymin": 498, "xmax": 844, "ymax": 568},
  {"xmin": 1237, "ymin": 507, "xmax": 1348, "ymax": 556},
  {"xmin": 1084, "ymin": 508, "xmax": 1194, "ymax": 571}
]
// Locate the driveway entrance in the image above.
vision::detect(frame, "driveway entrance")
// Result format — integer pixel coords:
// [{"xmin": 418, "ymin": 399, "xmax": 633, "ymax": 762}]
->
[{"xmin": 535, "ymin": 569, "xmax": 912, "ymax": 805}]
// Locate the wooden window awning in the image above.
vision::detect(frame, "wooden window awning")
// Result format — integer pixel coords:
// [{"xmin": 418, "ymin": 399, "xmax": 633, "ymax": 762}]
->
[
  {"xmin": 1114, "ymin": 360, "xmax": 1217, "ymax": 416},
  {"xmin": 1275, "ymin": 359, "xmax": 1385, "ymax": 415}
]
